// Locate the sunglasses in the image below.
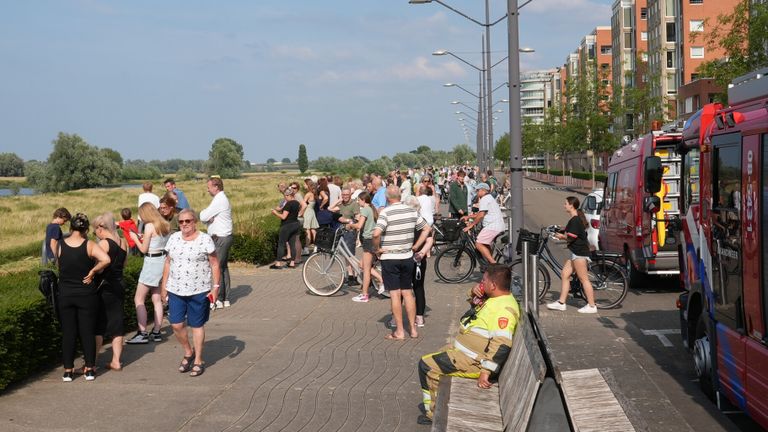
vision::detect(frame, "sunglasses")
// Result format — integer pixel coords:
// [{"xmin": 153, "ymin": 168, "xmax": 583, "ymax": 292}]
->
[{"xmin": 178, "ymin": 219, "xmax": 195, "ymax": 225}]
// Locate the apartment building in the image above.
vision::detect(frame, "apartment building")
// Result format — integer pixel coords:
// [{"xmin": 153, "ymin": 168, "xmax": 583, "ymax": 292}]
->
[
  {"xmin": 647, "ymin": 0, "xmax": 739, "ymax": 121},
  {"xmin": 520, "ymin": 69, "xmax": 558, "ymax": 124},
  {"xmin": 611, "ymin": 0, "xmax": 649, "ymax": 133}
]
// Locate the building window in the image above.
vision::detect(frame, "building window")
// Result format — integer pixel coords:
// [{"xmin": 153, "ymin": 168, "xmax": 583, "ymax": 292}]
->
[
  {"xmin": 666, "ymin": 0, "xmax": 676, "ymax": 16},
  {"xmin": 642, "ymin": 52, "xmax": 649, "ymax": 62},
  {"xmin": 601, "ymin": 45, "xmax": 612, "ymax": 55},
  {"xmin": 691, "ymin": 46, "xmax": 704, "ymax": 58},
  {"xmin": 666, "ymin": 22, "xmax": 676, "ymax": 42},
  {"xmin": 690, "ymin": 19, "xmax": 704, "ymax": 32},
  {"xmin": 641, "ymin": 31, "xmax": 648, "ymax": 41},
  {"xmin": 623, "ymin": 7, "xmax": 632, "ymax": 25},
  {"xmin": 690, "ymin": 0, "xmax": 703, "ymax": 4},
  {"xmin": 624, "ymin": 32, "xmax": 632, "ymax": 48},
  {"xmin": 667, "ymin": 73, "xmax": 677, "ymax": 93},
  {"xmin": 641, "ymin": 7, "xmax": 648, "ymax": 20},
  {"xmin": 666, "ymin": 50, "xmax": 675, "ymax": 68}
]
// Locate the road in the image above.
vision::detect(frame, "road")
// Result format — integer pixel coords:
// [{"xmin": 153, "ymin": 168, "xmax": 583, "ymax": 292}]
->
[{"xmin": 523, "ymin": 177, "xmax": 763, "ymax": 431}]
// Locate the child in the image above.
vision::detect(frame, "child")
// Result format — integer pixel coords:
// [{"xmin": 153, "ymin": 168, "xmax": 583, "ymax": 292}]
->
[
  {"xmin": 43, "ymin": 207, "xmax": 71, "ymax": 266},
  {"xmin": 117, "ymin": 208, "xmax": 140, "ymax": 256}
]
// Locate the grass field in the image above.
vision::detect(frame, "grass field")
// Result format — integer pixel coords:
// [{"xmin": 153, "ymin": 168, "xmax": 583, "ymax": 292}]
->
[{"xmin": 0, "ymin": 172, "xmax": 307, "ymax": 270}]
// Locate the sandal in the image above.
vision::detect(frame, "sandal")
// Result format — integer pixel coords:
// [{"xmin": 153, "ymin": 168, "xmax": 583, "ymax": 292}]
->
[
  {"xmin": 189, "ymin": 363, "xmax": 205, "ymax": 377},
  {"xmin": 178, "ymin": 352, "xmax": 195, "ymax": 373}
]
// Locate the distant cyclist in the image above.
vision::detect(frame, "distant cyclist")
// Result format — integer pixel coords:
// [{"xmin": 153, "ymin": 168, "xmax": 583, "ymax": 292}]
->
[
  {"xmin": 546, "ymin": 196, "xmax": 597, "ymax": 314},
  {"xmin": 460, "ymin": 183, "xmax": 504, "ymax": 266}
]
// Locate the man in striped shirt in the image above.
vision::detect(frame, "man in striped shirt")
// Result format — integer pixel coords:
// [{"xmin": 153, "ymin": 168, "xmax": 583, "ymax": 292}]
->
[{"xmin": 373, "ymin": 185, "xmax": 431, "ymax": 340}]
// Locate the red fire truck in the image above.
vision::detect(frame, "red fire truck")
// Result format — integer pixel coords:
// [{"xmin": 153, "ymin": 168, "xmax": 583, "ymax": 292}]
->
[
  {"xmin": 677, "ymin": 67, "xmax": 768, "ymax": 429},
  {"xmin": 599, "ymin": 127, "xmax": 683, "ymax": 286}
]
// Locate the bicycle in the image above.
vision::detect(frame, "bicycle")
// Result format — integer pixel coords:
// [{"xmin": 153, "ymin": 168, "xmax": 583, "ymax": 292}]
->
[
  {"xmin": 510, "ymin": 225, "xmax": 629, "ymax": 309},
  {"xmin": 433, "ymin": 221, "xmax": 509, "ymax": 283},
  {"xmin": 302, "ymin": 227, "xmax": 381, "ymax": 296}
]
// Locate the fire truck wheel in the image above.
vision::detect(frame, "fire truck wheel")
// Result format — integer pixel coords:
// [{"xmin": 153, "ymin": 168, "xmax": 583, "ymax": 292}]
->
[
  {"xmin": 624, "ymin": 254, "xmax": 646, "ymax": 289},
  {"xmin": 694, "ymin": 314, "xmax": 716, "ymax": 401}
]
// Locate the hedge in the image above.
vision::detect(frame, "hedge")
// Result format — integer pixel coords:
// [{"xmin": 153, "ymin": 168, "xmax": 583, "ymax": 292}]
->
[{"xmin": 530, "ymin": 168, "xmax": 607, "ymax": 183}]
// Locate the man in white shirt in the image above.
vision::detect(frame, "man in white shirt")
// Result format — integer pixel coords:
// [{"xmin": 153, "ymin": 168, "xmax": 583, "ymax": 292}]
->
[
  {"xmin": 138, "ymin": 181, "xmax": 160, "ymax": 208},
  {"xmin": 200, "ymin": 177, "xmax": 234, "ymax": 309},
  {"xmin": 328, "ymin": 176, "xmax": 342, "ymax": 207},
  {"xmin": 461, "ymin": 183, "xmax": 505, "ymax": 265}
]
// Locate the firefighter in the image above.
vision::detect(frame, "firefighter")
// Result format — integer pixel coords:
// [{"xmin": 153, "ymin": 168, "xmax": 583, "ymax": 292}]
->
[{"xmin": 416, "ymin": 264, "xmax": 520, "ymax": 425}]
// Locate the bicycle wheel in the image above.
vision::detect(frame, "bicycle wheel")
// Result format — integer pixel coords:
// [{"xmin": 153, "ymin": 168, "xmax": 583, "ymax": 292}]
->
[
  {"xmin": 588, "ymin": 260, "xmax": 628, "ymax": 309},
  {"xmin": 302, "ymin": 252, "xmax": 345, "ymax": 296},
  {"xmin": 508, "ymin": 258, "xmax": 551, "ymax": 300},
  {"xmin": 434, "ymin": 246, "xmax": 475, "ymax": 283}
]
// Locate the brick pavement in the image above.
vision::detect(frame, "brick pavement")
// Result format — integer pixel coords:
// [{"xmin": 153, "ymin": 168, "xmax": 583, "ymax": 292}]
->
[{"xmin": 0, "ymin": 264, "xmax": 476, "ymax": 432}]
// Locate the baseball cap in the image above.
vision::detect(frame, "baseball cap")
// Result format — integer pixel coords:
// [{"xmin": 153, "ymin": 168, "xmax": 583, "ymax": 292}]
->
[{"xmin": 475, "ymin": 183, "xmax": 490, "ymax": 191}]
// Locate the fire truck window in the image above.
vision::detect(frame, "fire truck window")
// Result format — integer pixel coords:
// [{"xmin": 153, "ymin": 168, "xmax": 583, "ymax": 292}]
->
[
  {"xmin": 711, "ymin": 139, "xmax": 743, "ymax": 331},
  {"xmin": 682, "ymin": 149, "xmax": 700, "ymax": 210},
  {"xmin": 605, "ymin": 172, "xmax": 617, "ymax": 207}
]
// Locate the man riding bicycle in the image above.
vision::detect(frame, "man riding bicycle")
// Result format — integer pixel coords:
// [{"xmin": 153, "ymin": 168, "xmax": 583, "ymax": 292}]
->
[{"xmin": 461, "ymin": 183, "xmax": 505, "ymax": 266}]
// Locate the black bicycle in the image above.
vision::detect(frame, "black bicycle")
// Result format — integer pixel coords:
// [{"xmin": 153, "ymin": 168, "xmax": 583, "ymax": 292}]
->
[
  {"xmin": 433, "ymin": 221, "xmax": 509, "ymax": 283},
  {"xmin": 510, "ymin": 225, "xmax": 629, "ymax": 309}
]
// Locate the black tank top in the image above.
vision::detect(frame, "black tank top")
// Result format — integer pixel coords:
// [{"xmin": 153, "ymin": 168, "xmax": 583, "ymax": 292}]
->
[
  {"xmin": 103, "ymin": 238, "xmax": 126, "ymax": 282},
  {"xmin": 59, "ymin": 239, "xmax": 96, "ymax": 296}
]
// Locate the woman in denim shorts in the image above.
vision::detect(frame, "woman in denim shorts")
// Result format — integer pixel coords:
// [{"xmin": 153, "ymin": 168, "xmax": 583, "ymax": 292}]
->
[{"xmin": 161, "ymin": 209, "xmax": 220, "ymax": 377}]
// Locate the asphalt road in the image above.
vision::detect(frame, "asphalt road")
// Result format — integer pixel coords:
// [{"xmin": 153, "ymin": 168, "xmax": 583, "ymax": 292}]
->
[{"xmin": 522, "ymin": 178, "xmax": 763, "ymax": 432}]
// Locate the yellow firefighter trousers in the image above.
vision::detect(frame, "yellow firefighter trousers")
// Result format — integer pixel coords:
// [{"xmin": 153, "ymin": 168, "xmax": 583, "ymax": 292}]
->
[{"xmin": 418, "ymin": 345, "xmax": 481, "ymax": 419}]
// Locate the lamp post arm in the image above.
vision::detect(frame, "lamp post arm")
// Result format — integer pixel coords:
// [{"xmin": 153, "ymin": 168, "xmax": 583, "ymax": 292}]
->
[
  {"xmin": 491, "ymin": 56, "xmax": 509, "ymax": 69},
  {"xmin": 433, "ymin": 0, "xmax": 485, "ymax": 26},
  {"xmin": 445, "ymin": 52, "xmax": 484, "ymax": 72}
]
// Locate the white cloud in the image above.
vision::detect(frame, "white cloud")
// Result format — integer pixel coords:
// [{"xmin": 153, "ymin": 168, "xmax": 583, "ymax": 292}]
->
[
  {"xmin": 270, "ymin": 44, "xmax": 319, "ymax": 61},
  {"xmin": 316, "ymin": 57, "xmax": 467, "ymax": 83}
]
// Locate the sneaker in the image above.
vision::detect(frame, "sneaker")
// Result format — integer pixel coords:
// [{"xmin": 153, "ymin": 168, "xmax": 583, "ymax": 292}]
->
[
  {"xmin": 347, "ymin": 276, "xmax": 360, "ymax": 287},
  {"xmin": 62, "ymin": 371, "xmax": 73, "ymax": 382},
  {"xmin": 84, "ymin": 369, "xmax": 95, "ymax": 381},
  {"xmin": 417, "ymin": 414, "xmax": 433, "ymax": 425},
  {"xmin": 223, "ymin": 300, "xmax": 231, "ymax": 308},
  {"xmin": 150, "ymin": 331, "xmax": 162, "ymax": 342},
  {"xmin": 302, "ymin": 247, "xmax": 311, "ymax": 256},
  {"xmin": 387, "ymin": 318, "xmax": 396, "ymax": 329},
  {"xmin": 578, "ymin": 304, "xmax": 598, "ymax": 314},
  {"xmin": 376, "ymin": 284, "xmax": 386, "ymax": 296},
  {"xmin": 380, "ymin": 290, "xmax": 390, "ymax": 298},
  {"xmin": 352, "ymin": 294, "xmax": 369, "ymax": 303},
  {"xmin": 126, "ymin": 331, "xmax": 149, "ymax": 344},
  {"xmin": 415, "ymin": 316, "xmax": 425, "ymax": 327},
  {"xmin": 215, "ymin": 300, "xmax": 224, "ymax": 310},
  {"xmin": 546, "ymin": 301, "xmax": 567, "ymax": 311}
]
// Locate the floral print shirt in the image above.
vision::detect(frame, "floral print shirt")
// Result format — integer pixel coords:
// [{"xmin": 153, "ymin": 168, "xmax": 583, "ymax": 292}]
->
[{"xmin": 164, "ymin": 231, "xmax": 216, "ymax": 296}]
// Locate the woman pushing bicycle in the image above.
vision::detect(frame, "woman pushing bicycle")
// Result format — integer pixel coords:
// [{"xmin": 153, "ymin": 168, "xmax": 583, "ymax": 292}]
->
[{"xmin": 546, "ymin": 196, "xmax": 597, "ymax": 314}]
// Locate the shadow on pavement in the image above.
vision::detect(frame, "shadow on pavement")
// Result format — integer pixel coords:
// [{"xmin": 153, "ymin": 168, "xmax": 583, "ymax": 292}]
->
[
  {"xmin": 229, "ymin": 285, "xmax": 253, "ymax": 304},
  {"xmin": 204, "ymin": 335, "xmax": 246, "ymax": 367}
]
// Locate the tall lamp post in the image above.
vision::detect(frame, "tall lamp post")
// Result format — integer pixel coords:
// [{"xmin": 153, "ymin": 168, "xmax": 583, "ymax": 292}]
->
[{"xmin": 507, "ymin": 0, "xmax": 524, "ymax": 261}]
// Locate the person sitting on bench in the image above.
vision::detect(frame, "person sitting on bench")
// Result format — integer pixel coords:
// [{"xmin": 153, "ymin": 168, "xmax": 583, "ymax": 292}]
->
[{"xmin": 416, "ymin": 264, "xmax": 520, "ymax": 425}]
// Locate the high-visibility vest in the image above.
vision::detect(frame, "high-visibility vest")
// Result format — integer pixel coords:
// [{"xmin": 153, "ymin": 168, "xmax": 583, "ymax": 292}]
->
[{"xmin": 454, "ymin": 294, "xmax": 520, "ymax": 373}]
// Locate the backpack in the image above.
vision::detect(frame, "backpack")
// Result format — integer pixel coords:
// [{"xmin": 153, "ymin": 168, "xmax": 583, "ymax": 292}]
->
[{"xmin": 38, "ymin": 269, "xmax": 60, "ymax": 318}]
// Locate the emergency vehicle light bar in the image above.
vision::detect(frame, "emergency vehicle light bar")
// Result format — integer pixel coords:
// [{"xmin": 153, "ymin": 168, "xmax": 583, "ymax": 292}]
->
[{"xmin": 729, "ymin": 67, "xmax": 768, "ymax": 106}]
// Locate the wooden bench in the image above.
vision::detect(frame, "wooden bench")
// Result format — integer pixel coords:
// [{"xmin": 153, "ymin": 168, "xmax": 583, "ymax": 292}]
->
[{"xmin": 432, "ymin": 311, "xmax": 635, "ymax": 432}]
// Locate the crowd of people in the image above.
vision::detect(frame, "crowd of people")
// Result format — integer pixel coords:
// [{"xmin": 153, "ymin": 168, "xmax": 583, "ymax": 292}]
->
[{"xmin": 43, "ymin": 177, "xmax": 232, "ymax": 381}]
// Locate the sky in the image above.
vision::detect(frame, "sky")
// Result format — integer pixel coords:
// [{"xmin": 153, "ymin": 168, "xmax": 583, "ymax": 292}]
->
[{"xmin": 0, "ymin": 0, "xmax": 613, "ymax": 163}]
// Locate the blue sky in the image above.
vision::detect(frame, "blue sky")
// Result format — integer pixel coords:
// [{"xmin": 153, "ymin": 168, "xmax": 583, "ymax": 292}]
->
[{"xmin": 0, "ymin": 0, "xmax": 612, "ymax": 163}]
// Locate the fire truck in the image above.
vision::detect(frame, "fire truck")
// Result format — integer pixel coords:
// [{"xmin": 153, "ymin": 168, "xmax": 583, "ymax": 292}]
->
[{"xmin": 676, "ymin": 67, "xmax": 768, "ymax": 429}]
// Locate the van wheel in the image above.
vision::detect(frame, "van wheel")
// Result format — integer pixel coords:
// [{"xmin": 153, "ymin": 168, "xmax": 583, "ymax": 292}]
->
[
  {"xmin": 624, "ymin": 254, "xmax": 645, "ymax": 289},
  {"xmin": 694, "ymin": 314, "xmax": 716, "ymax": 401}
]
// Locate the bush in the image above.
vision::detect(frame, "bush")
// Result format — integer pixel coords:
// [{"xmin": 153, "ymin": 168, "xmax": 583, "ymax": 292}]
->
[
  {"xmin": 530, "ymin": 168, "xmax": 606, "ymax": 183},
  {"xmin": 230, "ymin": 215, "xmax": 281, "ymax": 265}
]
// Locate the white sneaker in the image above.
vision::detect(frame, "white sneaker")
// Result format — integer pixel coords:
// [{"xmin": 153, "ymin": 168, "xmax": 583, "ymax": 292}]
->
[
  {"xmin": 215, "ymin": 300, "xmax": 224, "ymax": 310},
  {"xmin": 578, "ymin": 304, "xmax": 598, "ymax": 314},
  {"xmin": 351, "ymin": 294, "xmax": 369, "ymax": 303},
  {"xmin": 546, "ymin": 301, "xmax": 567, "ymax": 311},
  {"xmin": 223, "ymin": 300, "xmax": 231, "ymax": 308},
  {"xmin": 377, "ymin": 283, "xmax": 386, "ymax": 296}
]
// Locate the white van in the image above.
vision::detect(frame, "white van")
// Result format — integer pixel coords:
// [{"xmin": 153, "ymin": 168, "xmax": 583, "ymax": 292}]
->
[{"xmin": 580, "ymin": 189, "xmax": 603, "ymax": 251}]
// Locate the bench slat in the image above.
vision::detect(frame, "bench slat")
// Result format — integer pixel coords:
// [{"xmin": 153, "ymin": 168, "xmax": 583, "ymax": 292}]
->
[
  {"xmin": 561, "ymin": 368, "xmax": 635, "ymax": 432},
  {"xmin": 499, "ymin": 316, "xmax": 546, "ymax": 431}
]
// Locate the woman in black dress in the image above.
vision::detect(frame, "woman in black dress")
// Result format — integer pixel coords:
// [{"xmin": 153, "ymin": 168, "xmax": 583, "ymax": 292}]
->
[
  {"xmin": 93, "ymin": 212, "xmax": 128, "ymax": 371},
  {"xmin": 56, "ymin": 213, "xmax": 111, "ymax": 381},
  {"xmin": 269, "ymin": 188, "xmax": 302, "ymax": 269},
  {"xmin": 546, "ymin": 196, "xmax": 597, "ymax": 314}
]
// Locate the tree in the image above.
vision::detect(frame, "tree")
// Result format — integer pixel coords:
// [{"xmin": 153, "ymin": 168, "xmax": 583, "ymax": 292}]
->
[
  {"xmin": 281, "ymin": 157, "xmax": 291, "ymax": 164},
  {"xmin": 451, "ymin": 144, "xmax": 475, "ymax": 165},
  {"xmin": 207, "ymin": 137, "xmax": 244, "ymax": 178},
  {"xmin": 0, "ymin": 153, "xmax": 24, "ymax": 176},
  {"xmin": 297, "ymin": 144, "xmax": 308, "ymax": 173},
  {"xmin": 101, "ymin": 148, "xmax": 124, "ymax": 168},
  {"xmin": 494, "ymin": 133, "xmax": 510, "ymax": 163},
  {"xmin": 28, "ymin": 132, "xmax": 122, "ymax": 192},
  {"xmin": 266, "ymin": 158, "xmax": 276, "ymax": 164},
  {"xmin": 693, "ymin": 0, "xmax": 768, "ymax": 102}
]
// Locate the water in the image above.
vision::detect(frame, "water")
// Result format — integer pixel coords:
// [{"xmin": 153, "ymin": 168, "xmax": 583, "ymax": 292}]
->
[
  {"xmin": 0, "ymin": 184, "xmax": 141, "ymax": 197},
  {"xmin": 0, "ymin": 188, "xmax": 36, "ymax": 196}
]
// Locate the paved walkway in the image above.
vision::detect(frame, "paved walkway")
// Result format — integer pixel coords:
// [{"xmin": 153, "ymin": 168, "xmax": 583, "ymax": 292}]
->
[{"xmin": 0, "ymin": 264, "xmax": 475, "ymax": 432}]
